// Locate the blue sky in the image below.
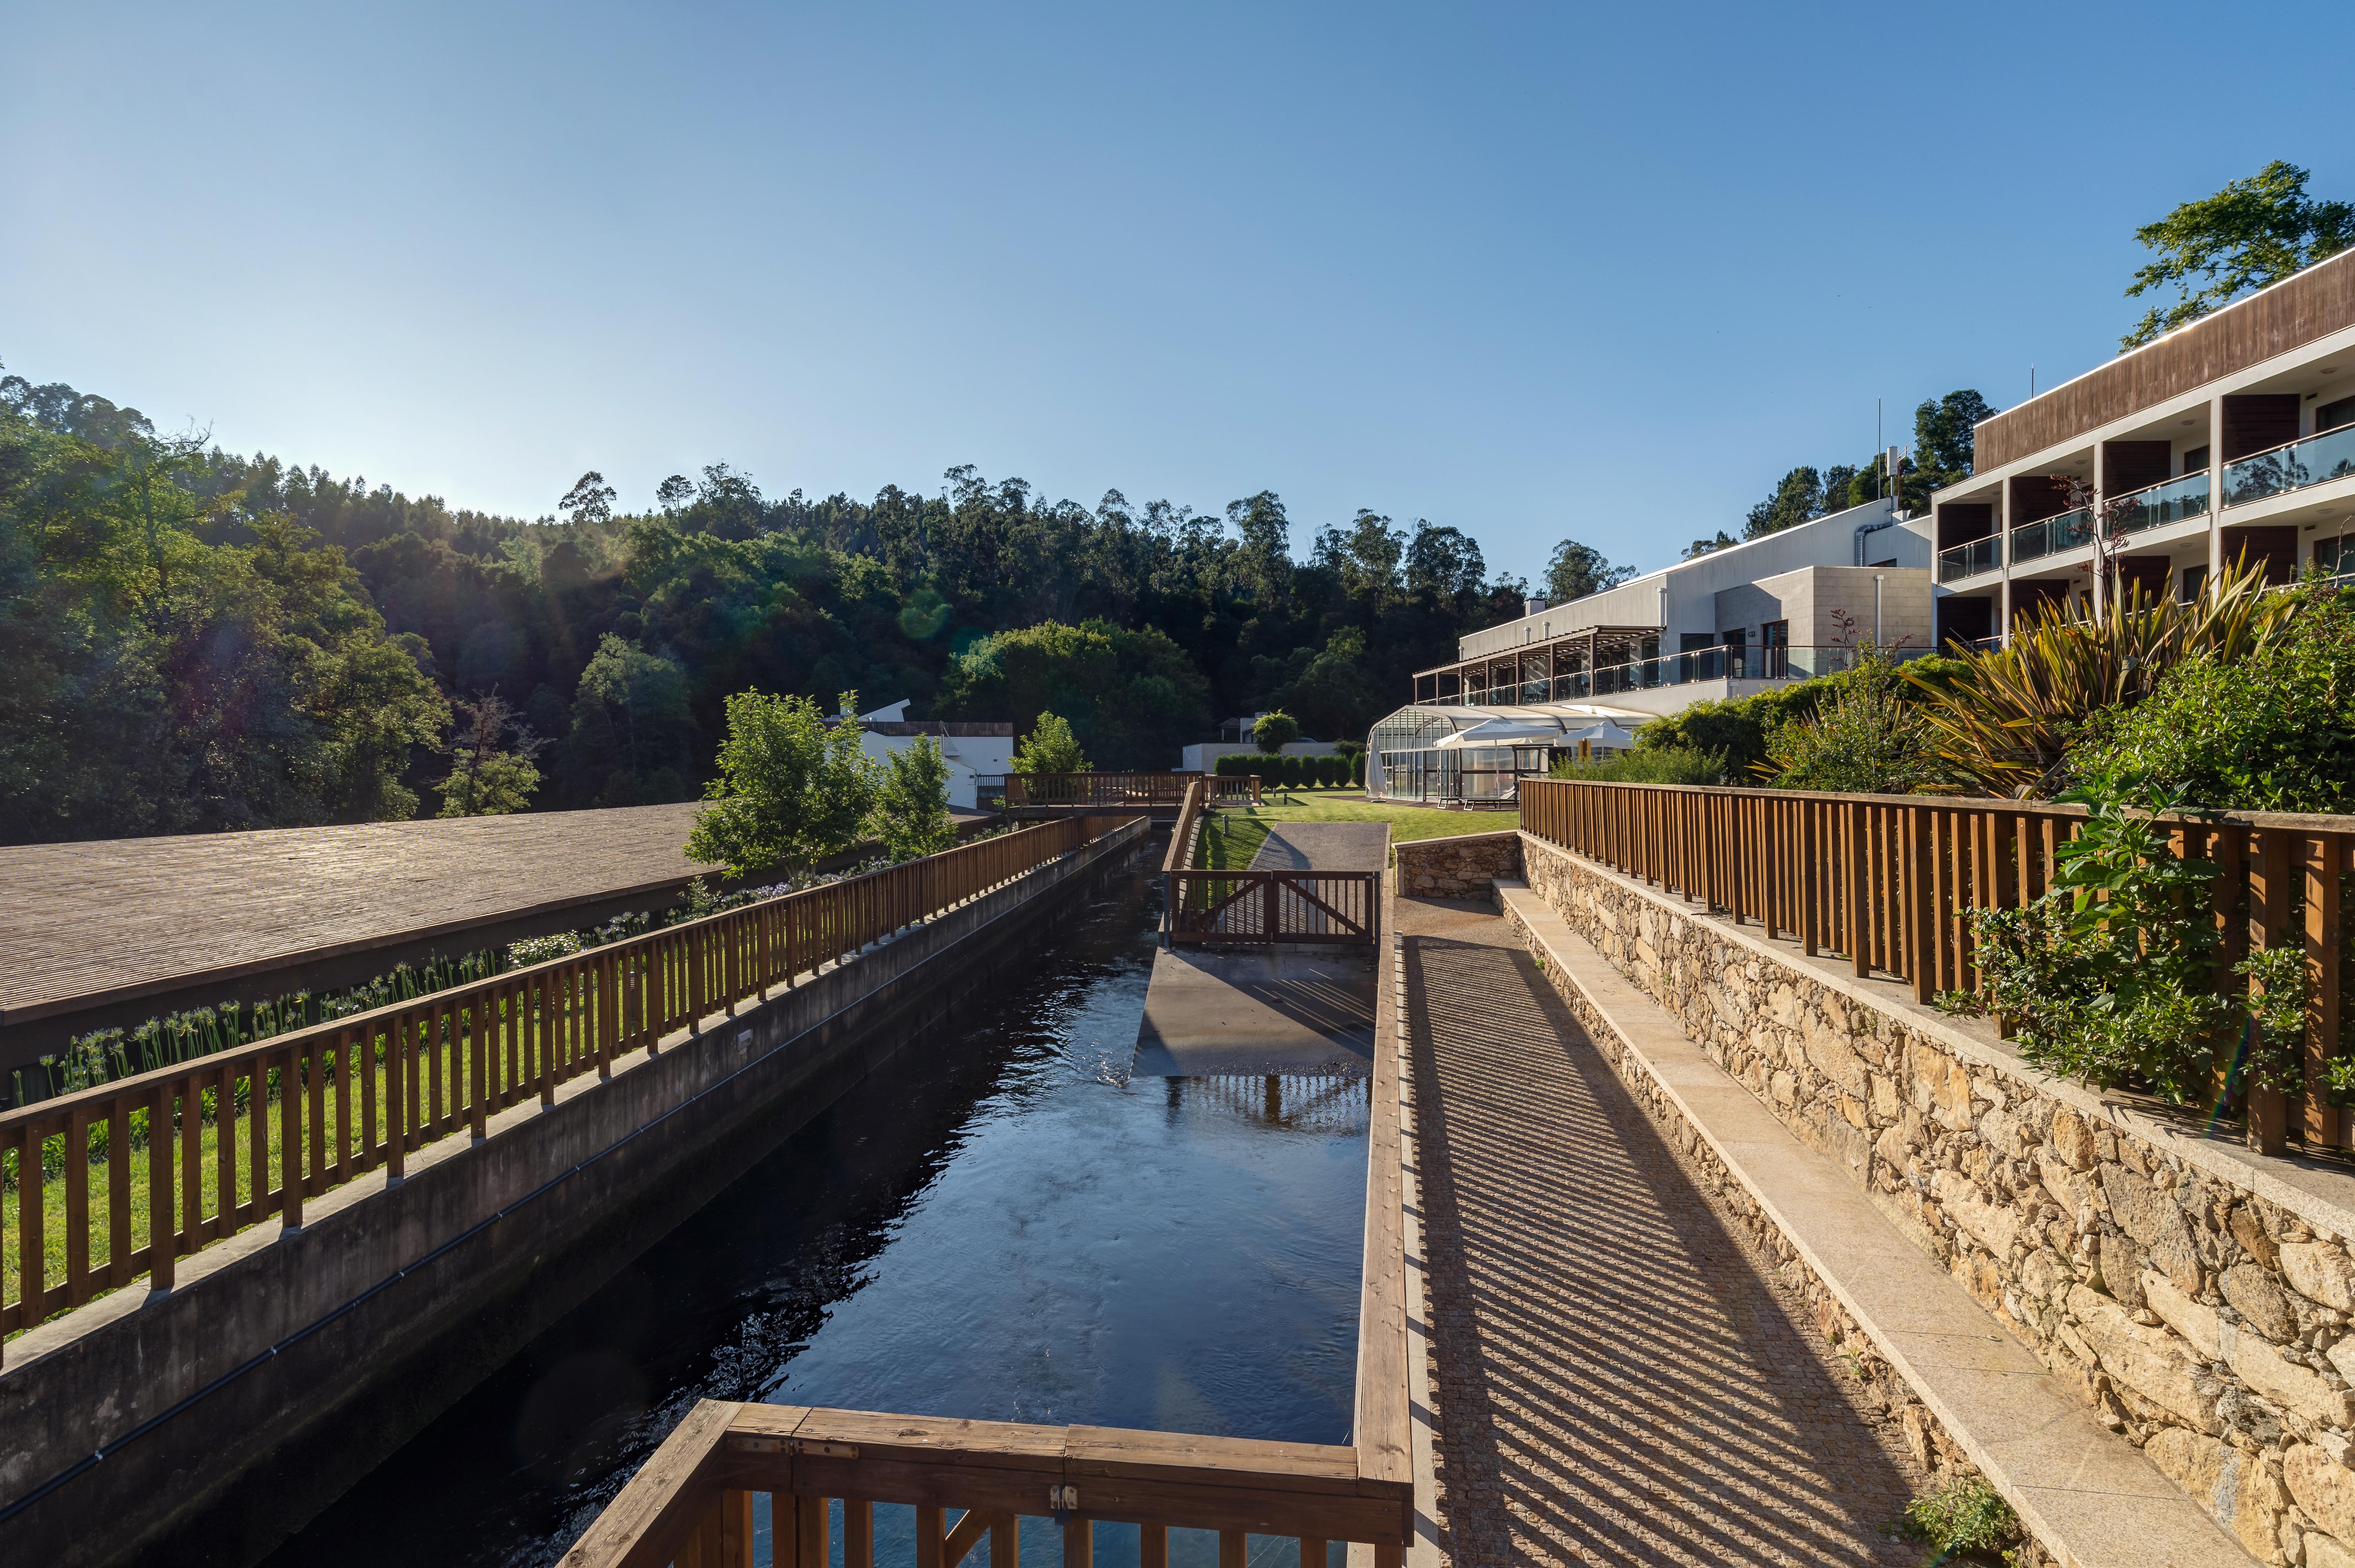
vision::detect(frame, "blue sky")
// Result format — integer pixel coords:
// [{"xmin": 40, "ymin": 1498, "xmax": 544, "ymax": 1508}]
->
[{"xmin": 6, "ymin": 2, "xmax": 2348, "ymax": 587}]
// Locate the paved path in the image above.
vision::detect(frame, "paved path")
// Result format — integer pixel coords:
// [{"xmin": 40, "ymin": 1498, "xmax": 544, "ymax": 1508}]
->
[
  {"xmin": 0, "ymin": 805, "xmax": 713, "ymax": 1023},
  {"xmin": 1398, "ymin": 896, "xmax": 1931, "ymax": 1566},
  {"xmin": 1245, "ymin": 821, "xmax": 1390, "ymax": 873}
]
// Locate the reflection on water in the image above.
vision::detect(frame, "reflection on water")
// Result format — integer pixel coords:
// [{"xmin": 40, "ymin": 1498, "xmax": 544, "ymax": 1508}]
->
[{"xmin": 258, "ymin": 854, "xmax": 1368, "ymax": 1568}]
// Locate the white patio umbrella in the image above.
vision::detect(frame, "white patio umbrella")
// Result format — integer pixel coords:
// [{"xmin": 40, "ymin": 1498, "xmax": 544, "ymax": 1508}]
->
[{"xmin": 1563, "ymin": 719, "xmax": 1641, "ymax": 751}]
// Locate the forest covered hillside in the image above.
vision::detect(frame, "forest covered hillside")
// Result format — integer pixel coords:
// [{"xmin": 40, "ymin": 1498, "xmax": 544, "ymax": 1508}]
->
[{"xmin": 0, "ymin": 368, "xmax": 1537, "ymax": 843}]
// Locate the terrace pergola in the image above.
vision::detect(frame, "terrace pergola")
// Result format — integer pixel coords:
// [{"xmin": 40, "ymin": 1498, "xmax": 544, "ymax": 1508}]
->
[{"xmin": 1412, "ymin": 624, "xmax": 1663, "ymax": 706}]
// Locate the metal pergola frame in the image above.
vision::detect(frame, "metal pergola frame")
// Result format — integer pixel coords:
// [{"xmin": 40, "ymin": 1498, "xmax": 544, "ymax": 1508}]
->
[{"xmin": 1412, "ymin": 624, "xmax": 1663, "ymax": 705}]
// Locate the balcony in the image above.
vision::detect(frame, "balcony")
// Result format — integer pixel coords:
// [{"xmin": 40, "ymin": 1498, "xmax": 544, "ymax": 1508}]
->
[
  {"xmin": 2009, "ymin": 507, "xmax": 2091, "ymax": 566},
  {"xmin": 1425, "ymin": 645, "xmax": 1930, "ymax": 705},
  {"xmin": 2225, "ymin": 424, "xmax": 2355, "ymax": 507},
  {"xmin": 2111, "ymin": 470, "xmax": 2210, "ymax": 534},
  {"xmin": 1937, "ymin": 534, "xmax": 2001, "ymax": 583}
]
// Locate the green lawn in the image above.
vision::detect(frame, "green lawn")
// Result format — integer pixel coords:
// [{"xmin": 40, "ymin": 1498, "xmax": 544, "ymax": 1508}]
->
[{"xmin": 1198, "ymin": 789, "xmax": 1518, "ymax": 864}]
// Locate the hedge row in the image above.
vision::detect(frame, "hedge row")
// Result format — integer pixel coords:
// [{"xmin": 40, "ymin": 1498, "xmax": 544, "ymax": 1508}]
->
[{"xmin": 1211, "ymin": 752, "xmax": 1365, "ymax": 788}]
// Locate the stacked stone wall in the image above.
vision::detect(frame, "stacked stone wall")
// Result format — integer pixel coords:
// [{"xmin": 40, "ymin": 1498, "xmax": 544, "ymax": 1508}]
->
[
  {"xmin": 1517, "ymin": 829, "xmax": 2355, "ymax": 1568},
  {"xmin": 1394, "ymin": 830, "xmax": 1520, "ymax": 899}
]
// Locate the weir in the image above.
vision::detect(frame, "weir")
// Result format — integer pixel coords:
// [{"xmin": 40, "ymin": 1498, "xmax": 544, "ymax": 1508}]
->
[{"xmin": 0, "ymin": 816, "xmax": 1148, "ymax": 1568}]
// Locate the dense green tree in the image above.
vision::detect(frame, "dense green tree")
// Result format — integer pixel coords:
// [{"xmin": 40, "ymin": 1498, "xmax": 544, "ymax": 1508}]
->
[
  {"xmin": 940, "ymin": 620, "xmax": 1209, "ymax": 769},
  {"xmin": 1251, "ymin": 711, "xmax": 1300, "ymax": 754},
  {"xmin": 2, "ymin": 365, "xmax": 1548, "ymax": 836},
  {"xmin": 2122, "ymin": 162, "xmax": 2355, "ymax": 349},
  {"xmin": 1543, "ymin": 539, "xmax": 1636, "ymax": 602},
  {"xmin": 1743, "ymin": 466, "xmax": 1824, "ymax": 539},
  {"xmin": 871, "ymin": 734, "xmax": 956, "ymax": 859},
  {"xmin": 436, "ymin": 691, "xmax": 547, "ymax": 816},
  {"xmin": 686, "ymin": 688, "xmax": 877, "ymax": 875},
  {"xmin": 1012, "ymin": 712, "xmax": 1088, "ymax": 774},
  {"xmin": 0, "ymin": 376, "xmax": 449, "ymax": 840},
  {"xmin": 566, "ymin": 633, "xmax": 696, "ymax": 805}
]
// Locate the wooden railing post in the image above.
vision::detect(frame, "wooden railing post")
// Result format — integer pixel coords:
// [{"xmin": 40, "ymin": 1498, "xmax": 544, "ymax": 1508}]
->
[
  {"xmin": 2305, "ymin": 834, "xmax": 2342, "ymax": 1149},
  {"xmin": 150, "ymin": 1080, "xmax": 176, "ymax": 1291},
  {"xmin": 2251, "ymin": 830, "xmax": 2291, "ymax": 1154}
]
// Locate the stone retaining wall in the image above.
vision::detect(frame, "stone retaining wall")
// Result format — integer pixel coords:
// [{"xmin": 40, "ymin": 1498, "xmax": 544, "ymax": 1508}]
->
[
  {"xmin": 1393, "ymin": 831, "xmax": 1520, "ymax": 899},
  {"xmin": 1516, "ymin": 829, "xmax": 2355, "ymax": 1568}
]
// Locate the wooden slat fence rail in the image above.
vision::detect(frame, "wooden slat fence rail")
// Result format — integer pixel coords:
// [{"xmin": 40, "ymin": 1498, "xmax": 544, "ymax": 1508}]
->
[
  {"xmin": 1519, "ymin": 777, "xmax": 2355, "ymax": 1157},
  {"xmin": 1166, "ymin": 871, "xmax": 1381, "ymax": 948},
  {"xmin": 0, "ymin": 815, "xmax": 1134, "ymax": 1354},
  {"xmin": 560, "ymin": 1400, "xmax": 1411, "ymax": 1568},
  {"xmin": 1006, "ymin": 773, "xmax": 1213, "ymax": 810}
]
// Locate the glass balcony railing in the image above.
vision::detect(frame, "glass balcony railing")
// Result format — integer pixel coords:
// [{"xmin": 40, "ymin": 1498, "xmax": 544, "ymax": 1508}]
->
[
  {"xmin": 2008, "ymin": 507, "xmax": 2092, "ymax": 565},
  {"xmin": 1937, "ymin": 534, "xmax": 2001, "ymax": 582},
  {"xmin": 2225, "ymin": 425, "xmax": 2355, "ymax": 507},
  {"xmin": 2111, "ymin": 471, "xmax": 2210, "ymax": 534},
  {"xmin": 1425, "ymin": 645, "xmax": 1933, "ymax": 705}
]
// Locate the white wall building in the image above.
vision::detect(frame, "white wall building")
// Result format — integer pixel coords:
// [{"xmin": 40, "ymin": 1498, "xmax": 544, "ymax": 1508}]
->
[
  {"xmin": 1367, "ymin": 497, "xmax": 1937, "ymax": 803},
  {"xmin": 850, "ymin": 701, "xmax": 1014, "ymax": 811}
]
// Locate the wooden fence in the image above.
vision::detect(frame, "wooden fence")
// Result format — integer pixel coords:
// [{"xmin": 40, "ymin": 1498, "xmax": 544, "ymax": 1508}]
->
[
  {"xmin": 1519, "ymin": 777, "xmax": 2355, "ymax": 1155},
  {"xmin": 1158, "ymin": 778, "xmax": 1378, "ymax": 948},
  {"xmin": 0, "ymin": 815, "xmax": 1132, "ymax": 1353},
  {"xmin": 562, "ymin": 1401, "xmax": 1411, "ymax": 1568}
]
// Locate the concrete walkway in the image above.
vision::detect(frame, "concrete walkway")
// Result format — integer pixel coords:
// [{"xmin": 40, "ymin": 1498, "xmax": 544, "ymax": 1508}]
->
[
  {"xmin": 1247, "ymin": 821, "xmax": 1391, "ymax": 873},
  {"xmin": 1398, "ymin": 895, "xmax": 1932, "ymax": 1566}
]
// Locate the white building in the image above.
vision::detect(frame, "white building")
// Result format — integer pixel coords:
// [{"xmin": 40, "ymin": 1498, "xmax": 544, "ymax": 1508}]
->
[
  {"xmin": 1926, "ymin": 247, "xmax": 2355, "ymax": 643},
  {"xmin": 849, "ymin": 701, "xmax": 1014, "ymax": 811},
  {"xmin": 1366, "ymin": 497, "xmax": 1937, "ymax": 803}
]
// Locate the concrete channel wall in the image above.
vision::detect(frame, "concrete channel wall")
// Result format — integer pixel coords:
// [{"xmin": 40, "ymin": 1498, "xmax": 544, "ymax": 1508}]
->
[
  {"xmin": 0, "ymin": 819, "xmax": 1150, "ymax": 1568},
  {"xmin": 1510, "ymin": 827, "xmax": 2355, "ymax": 1567}
]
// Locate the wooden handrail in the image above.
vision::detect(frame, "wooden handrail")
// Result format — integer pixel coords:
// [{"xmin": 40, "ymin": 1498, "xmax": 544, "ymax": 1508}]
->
[
  {"xmin": 561, "ymin": 1401, "xmax": 1411, "ymax": 1568},
  {"xmin": 2, "ymin": 815, "xmax": 1139, "ymax": 1350},
  {"xmin": 1519, "ymin": 777, "xmax": 2351, "ymax": 1156},
  {"xmin": 1166, "ymin": 870, "xmax": 1380, "ymax": 947}
]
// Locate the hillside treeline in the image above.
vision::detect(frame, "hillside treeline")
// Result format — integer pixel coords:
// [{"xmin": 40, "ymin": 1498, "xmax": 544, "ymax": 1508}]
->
[{"xmin": 0, "ymin": 371, "xmax": 1530, "ymax": 842}]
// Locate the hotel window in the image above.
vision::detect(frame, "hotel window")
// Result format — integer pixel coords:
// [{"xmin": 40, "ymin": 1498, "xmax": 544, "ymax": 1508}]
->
[
  {"xmin": 2317, "ymin": 535, "xmax": 2354, "ymax": 578},
  {"xmin": 1761, "ymin": 620, "xmax": 1789, "ymax": 677},
  {"xmin": 2320, "ymin": 396, "xmax": 2355, "ymax": 437},
  {"xmin": 2179, "ymin": 565, "xmax": 2208, "ymax": 603},
  {"xmin": 2182, "ymin": 446, "xmax": 2210, "ymax": 475}
]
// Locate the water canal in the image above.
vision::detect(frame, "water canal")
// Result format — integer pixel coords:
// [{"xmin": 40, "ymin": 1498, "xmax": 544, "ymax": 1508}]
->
[{"xmin": 257, "ymin": 849, "xmax": 1370, "ymax": 1568}]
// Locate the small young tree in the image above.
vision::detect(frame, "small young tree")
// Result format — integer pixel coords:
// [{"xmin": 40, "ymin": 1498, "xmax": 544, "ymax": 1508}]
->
[
  {"xmin": 437, "ymin": 690, "xmax": 549, "ymax": 817},
  {"xmin": 873, "ymin": 734, "xmax": 956, "ymax": 860},
  {"xmin": 687, "ymin": 689, "xmax": 879, "ymax": 877},
  {"xmin": 1014, "ymin": 711, "xmax": 1088, "ymax": 774},
  {"xmin": 1252, "ymin": 711, "xmax": 1300, "ymax": 754}
]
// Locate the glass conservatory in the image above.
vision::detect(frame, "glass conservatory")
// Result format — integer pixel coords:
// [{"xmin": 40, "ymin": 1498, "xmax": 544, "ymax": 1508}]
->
[{"xmin": 1365, "ymin": 706, "xmax": 1637, "ymax": 805}]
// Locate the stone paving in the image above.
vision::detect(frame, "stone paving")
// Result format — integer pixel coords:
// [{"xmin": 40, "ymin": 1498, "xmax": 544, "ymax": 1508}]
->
[
  {"xmin": 1399, "ymin": 895, "xmax": 1935, "ymax": 1566},
  {"xmin": 0, "ymin": 805, "xmax": 710, "ymax": 1021}
]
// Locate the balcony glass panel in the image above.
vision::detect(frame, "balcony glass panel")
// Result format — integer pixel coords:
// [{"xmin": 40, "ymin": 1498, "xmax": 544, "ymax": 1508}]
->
[
  {"xmin": 2111, "ymin": 471, "xmax": 2210, "ymax": 535},
  {"xmin": 2009, "ymin": 507, "xmax": 2091, "ymax": 566},
  {"xmin": 2225, "ymin": 424, "xmax": 2355, "ymax": 507},
  {"xmin": 1937, "ymin": 534, "xmax": 2001, "ymax": 583}
]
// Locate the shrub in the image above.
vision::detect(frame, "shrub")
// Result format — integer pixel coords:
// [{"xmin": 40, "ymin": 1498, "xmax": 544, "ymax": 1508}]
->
[
  {"xmin": 1214, "ymin": 753, "xmax": 1253, "ymax": 778},
  {"xmin": 1350, "ymin": 752, "xmax": 1365, "ymax": 787},
  {"xmin": 2067, "ymin": 572, "xmax": 2355, "ymax": 812},
  {"xmin": 1552, "ymin": 746, "xmax": 1727, "ymax": 785},
  {"xmin": 1940, "ymin": 770, "xmax": 2248, "ymax": 1104},
  {"xmin": 1317, "ymin": 755, "xmax": 1344, "ymax": 788},
  {"xmin": 1899, "ymin": 1474, "xmax": 2019, "ymax": 1557},
  {"xmin": 1762, "ymin": 649, "xmax": 1937, "ymax": 794},
  {"xmin": 1013, "ymin": 711, "xmax": 1088, "ymax": 774},
  {"xmin": 1278, "ymin": 754, "xmax": 1304, "ymax": 788}
]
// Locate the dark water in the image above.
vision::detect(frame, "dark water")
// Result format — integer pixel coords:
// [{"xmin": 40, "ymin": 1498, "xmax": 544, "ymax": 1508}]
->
[{"xmin": 259, "ymin": 852, "xmax": 1368, "ymax": 1568}]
